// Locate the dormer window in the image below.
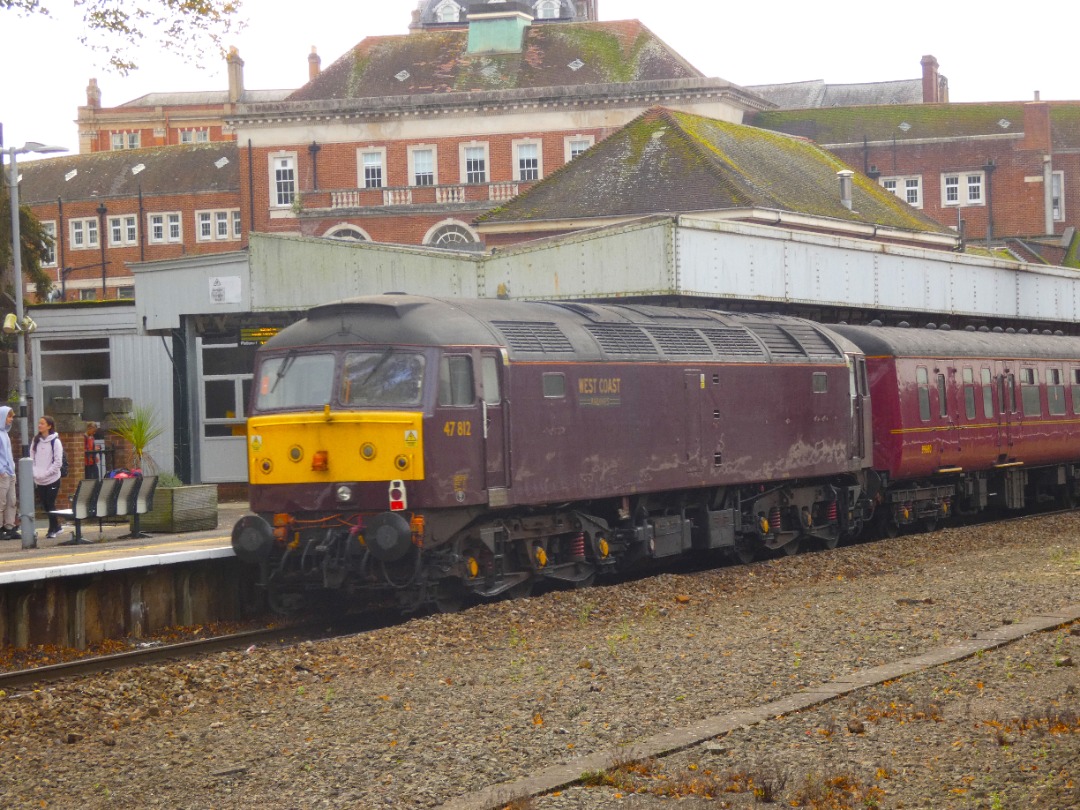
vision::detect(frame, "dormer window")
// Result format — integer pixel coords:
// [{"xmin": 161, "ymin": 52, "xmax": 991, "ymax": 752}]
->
[
  {"xmin": 535, "ymin": 0, "xmax": 560, "ymax": 18},
  {"xmin": 435, "ymin": 0, "xmax": 461, "ymax": 22}
]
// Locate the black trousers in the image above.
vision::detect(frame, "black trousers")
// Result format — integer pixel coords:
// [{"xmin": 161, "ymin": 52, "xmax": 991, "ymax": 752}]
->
[{"xmin": 36, "ymin": 481, "xmax": 62, "ymax": 534}]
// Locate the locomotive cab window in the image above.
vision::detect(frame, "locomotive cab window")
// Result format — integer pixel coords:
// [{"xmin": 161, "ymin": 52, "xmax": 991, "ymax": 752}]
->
[
  {"xmin": 542, "ymin": 373, "xmax": 566, "ymax": 398},
  {"xmin": 812, "ymin": 372, "xmax": 828, "ymax": 393},
  {"xmin": 917, "ymin": 367, "xmax": 931, "ymax": 421},
  {"xmin": 1019, "ymin": 367, "xmax": 1041, "ymax": 417},
  {"xmin": 342, "ymin": 351, "xmax": 425, "ymax": 407},
  {"xmin": 256, "ymin": 353, "xmax": 335, "ymax": 411},
  {"xmin": 438, "ymin": 355, "xmax": 474, "ymax": 406},
  {"xmin": 1047, "ymin": 368, "xmax": 1066, "ymax": 415},
  {"xmin": 481, "ymin": 356, "xmax": 501, "ymax": 405}
]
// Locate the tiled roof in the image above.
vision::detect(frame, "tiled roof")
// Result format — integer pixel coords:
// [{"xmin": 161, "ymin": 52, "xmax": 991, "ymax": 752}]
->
[
  {"xmin": 287, "ymin": 20, "xmax": 702, "ymax": 101},
  {"xmin": 17, "ymin": 143, "xmax": 239, "ymax": 204},
  {"xmin": 479, "ymin": 107, "xmax": 952, "ymax": 235},
  {"xmin": 747, "ymin": 79, "xmax": 924, "ymax": 109}
]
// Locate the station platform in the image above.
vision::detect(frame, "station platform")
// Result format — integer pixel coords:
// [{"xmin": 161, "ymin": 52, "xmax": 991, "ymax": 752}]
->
[{"xmin": 0, "ymin": 500, "xmax": 248, "ymax": 585}]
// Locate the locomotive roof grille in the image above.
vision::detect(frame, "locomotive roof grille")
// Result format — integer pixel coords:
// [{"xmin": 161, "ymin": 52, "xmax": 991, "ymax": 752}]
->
[
  {"xmin": 700, "ymin": 327, "xmax": 768, "ymax": 358},
  {"xmin": 491, "ymin": 321, "xmax": 576, "ymax": 353},
  {"xmin": 746, "ymin": 323, "xmax": 842, "ymax": 359},
  {"xmin": 586, "ymin": 324, "xmax": 660, "ymax": 356},
  {"xmin": 644, "ymin": 326, "xmax": 713, "ymax": 356}
]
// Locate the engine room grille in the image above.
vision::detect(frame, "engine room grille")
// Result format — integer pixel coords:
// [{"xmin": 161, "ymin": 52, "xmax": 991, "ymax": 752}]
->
[
  {"xmin": 745, "ymin": 323, "xmax": 840, "ymax": 359},
  {"xmin": 586, "ymin": 324, "xmax": 659, "ymax": 356},
  {"xmin": 492, "ymin": 321, "xmax": 575, "ymax": 353},
  {"xmin": 643, "ymin": 327, "xmax": 712, "ymax": 356},
  {"xmin": 700, "ymin": 327, "xmax": 767, "ymax": 358}
]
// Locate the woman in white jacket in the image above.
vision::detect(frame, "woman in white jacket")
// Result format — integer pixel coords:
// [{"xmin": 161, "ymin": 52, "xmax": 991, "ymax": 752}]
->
[{"xmin": 31, "ymin": 416, "xmax": 65, "ymax": 539}]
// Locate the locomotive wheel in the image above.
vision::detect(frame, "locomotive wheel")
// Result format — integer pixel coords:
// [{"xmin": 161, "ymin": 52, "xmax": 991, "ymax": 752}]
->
[
  {"xmin": 779, "ymin": 538, "xmax": 802, "ymax": 556},
  {"xmin": 433, "ymin": 581, "xmax": 467, "ymax": 614},
  {"xmin": 922, "ymin": 518, "xmax": 938, "ymax": 533}
]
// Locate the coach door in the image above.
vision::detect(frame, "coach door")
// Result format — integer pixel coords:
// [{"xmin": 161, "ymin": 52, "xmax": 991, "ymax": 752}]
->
[
  {"xmin": 995, "ymin": 362, "xmax": 1017, "ymax": 455},
  {"xmin": 480, "ymin": 350, "xmax": 508, "ymax": 495}
]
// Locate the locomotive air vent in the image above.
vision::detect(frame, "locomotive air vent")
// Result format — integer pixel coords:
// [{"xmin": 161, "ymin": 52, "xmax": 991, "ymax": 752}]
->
[
  {"xmin": 700, "ymin": 327, "xmax": 767, "ymax": 358},
  {"xmin": 586, "ymin": 324, "xmax": 659, "ymax": 356},
  {"xmin": 644, "ymin": 327, "xmax": 712, "ymax": 356},
  {"xmin": 492, "ymin": 321, "xmax": 575, "ymax": 353},
  {"xmin": 746, "ymin": 324, "xmax": 841, "ymax": 359}
]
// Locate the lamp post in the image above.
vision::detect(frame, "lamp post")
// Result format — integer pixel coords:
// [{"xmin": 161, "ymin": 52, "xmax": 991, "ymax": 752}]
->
[
  {"xmin": 96, "ymin": 200, "xmax": 108, "ymax": 298},
  {"xmin": 5, "ymin": 141, "xmax": 68, "ymax": 548}
]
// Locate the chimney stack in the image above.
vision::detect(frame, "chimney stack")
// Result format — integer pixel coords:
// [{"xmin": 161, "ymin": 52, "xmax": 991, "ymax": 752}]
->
[
  {"xmin": 308, "ymin": 46, "xmax": 321, "ymax": 81},
  {"xmin": 86, "ymin": 78, "xmax": 101, "ymax": 109},
  {"xmin": 1022, "ymin": 98, "xmax": 1051, "ymax": 152},
  {"xmin": 838, "ymin": 170, "xmax": 854, "ymax": 211},
  {"xmin": 921, "ymin": 55, "xmax": 947, "ymax": 103},
  {"xmin": 227, "ymin": 46, "xmax": 245, "ymax": 103}
]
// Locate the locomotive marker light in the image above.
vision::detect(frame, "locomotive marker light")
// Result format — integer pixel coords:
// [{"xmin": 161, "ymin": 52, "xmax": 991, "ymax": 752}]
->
[
  {"xmin": 335, "ymin": 485, "xmax": 353, "ymax": 503},
  {"xmin": 388, "ymin": 479, "xmax": 407, "ymax": 510}
]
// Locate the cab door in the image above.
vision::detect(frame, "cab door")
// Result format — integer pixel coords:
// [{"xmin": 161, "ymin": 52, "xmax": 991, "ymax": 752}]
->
[{"xmin": 480, "ymin": 350, "xmax": 508, "ymax": 495}]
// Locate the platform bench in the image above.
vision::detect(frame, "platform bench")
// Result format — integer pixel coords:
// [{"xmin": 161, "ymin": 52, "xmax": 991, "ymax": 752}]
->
[{"xmin": 51, "ymin": 476, "xmax": 158, "ymax": 545}]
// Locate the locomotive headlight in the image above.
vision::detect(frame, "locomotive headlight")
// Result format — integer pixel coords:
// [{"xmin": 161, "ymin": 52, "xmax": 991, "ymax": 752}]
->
[
  {"xmin": 336, "ymin": 485, "xmax": 353, "ymax": 503},
  {"xmin": 288, "ymin": 445, "xmax": 304, "ymax": 463},
  {"xmin": 360, "ymin": 442, "xmax": 377, "ymax": 461}
]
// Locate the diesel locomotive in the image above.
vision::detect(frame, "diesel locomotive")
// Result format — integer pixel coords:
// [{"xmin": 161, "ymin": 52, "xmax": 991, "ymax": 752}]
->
[{"xmin": 231, "ymin": 295, "xmax": 1080, "ymax": 613}]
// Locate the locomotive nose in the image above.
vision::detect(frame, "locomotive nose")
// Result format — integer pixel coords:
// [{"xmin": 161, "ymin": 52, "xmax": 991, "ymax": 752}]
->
[{"xmin": 232, "ymin": 514, "xmax": 275, "ymax": 563}]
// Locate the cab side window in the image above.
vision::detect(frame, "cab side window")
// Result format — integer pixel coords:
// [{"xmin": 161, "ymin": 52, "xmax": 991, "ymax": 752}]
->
[{"xmin": 438, "ymin": 355, "xmax": 474, "ymax": 406}]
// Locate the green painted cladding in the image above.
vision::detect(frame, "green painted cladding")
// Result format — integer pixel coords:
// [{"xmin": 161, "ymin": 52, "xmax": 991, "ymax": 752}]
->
[{"xmin": 467, "ymin": 16, "xmax": 530, "ymax": 54}]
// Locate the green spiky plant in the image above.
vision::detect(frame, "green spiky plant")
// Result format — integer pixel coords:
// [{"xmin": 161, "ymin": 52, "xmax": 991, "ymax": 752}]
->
[{"xmin": 109, "ymin": 405, "xmax": 165, "ymax": 473}]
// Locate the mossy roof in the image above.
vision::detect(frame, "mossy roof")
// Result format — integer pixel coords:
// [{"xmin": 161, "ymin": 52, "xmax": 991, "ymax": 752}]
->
[
  {"xmin": 479, "ymin": 107, "xmax": 952, "ymax": 234},
  {"xmin": 17, "ymin": 143, "xmax": 239, "ymax": 204},
  {"xmin": 287, "ymin": 20, "xmax": 701, "ymax": 101},
  {"xmin": 748, "ymin": 102, "xmax": 1080, "ymax": 149}
]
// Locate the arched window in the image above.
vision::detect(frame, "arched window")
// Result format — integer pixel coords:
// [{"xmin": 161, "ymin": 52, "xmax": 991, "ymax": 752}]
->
[
  {"xmin": 535, "ymin": 0, "xmax": 561, "ymax": 19},
  {"xmin": 426, "ymin": 222, "xmax": 479, "ymax": 250},
  {"xmin": 324, "ymin": 225, "xmax": 368, "ymax": 242},
  {"xmin": 435, "ymin": 0, "xmax": 461, "ymax": 23}
]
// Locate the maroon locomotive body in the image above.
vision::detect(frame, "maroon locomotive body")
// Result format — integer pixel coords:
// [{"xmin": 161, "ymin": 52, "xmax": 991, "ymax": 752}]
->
[{"xmin": 234, "ymin": 296, "xmax": 871, "ymax": 612}]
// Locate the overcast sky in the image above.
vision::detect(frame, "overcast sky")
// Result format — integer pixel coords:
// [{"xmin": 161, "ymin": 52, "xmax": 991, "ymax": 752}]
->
[{"xmin": 1, "ymin": 0, "xmax": 1074, "ymax": 159}]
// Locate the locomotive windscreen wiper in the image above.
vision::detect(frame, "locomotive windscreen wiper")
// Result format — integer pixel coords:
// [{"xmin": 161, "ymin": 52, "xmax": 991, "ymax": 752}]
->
[{"xmin": 269, "ymin": 351, "xmax": 297, "ymax": 395}]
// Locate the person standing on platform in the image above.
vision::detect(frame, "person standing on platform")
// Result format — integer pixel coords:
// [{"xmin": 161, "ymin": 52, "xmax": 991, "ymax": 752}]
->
[
  {"xmin": 31, "ymin": 415, "xmax": 65, "ymax": 539},
  {"xmin": 84, "ymin": 421, "xmax": 100, "ymax": 479},
  {"xmin": 0, "ymin": 406, "xmax": 19, "ymax": 541}
]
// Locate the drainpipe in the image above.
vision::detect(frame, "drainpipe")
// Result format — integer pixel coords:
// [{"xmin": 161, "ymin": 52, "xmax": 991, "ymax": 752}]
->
[
  {"xmin": 308, "ymin": 141, "xmax": 321, "ymax": 191},
  {"xmin": 247, "ymin": 139, "xmax": 255, "ymax": 242},
  {"xmin": 983, "ymin": 158, "xmax": 995, "ymax": 247},
  {"xmin": 1043, "ymin": 155, "xmax": 1054, "ymax": 235}
]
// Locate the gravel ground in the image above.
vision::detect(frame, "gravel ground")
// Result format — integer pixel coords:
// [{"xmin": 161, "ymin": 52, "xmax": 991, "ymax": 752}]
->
[{"xmin": 1, "ymin": 512, "xmax": 1078, "ymax": 810}]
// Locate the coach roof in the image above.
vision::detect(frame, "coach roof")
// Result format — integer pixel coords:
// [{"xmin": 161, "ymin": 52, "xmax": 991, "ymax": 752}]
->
[{"xmin": 831, "ymin": 323, "xmax": 1080, "ymax": 362}]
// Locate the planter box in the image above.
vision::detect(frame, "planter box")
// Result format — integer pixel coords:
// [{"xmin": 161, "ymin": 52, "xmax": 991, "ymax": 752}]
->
[{"xmin": 137, "ymin": 484, "xmax": 218, "ymax": 533}]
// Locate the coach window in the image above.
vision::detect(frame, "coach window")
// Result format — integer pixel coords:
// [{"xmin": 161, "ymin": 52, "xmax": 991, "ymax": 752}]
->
[
  {"xmin": 980, "ymin": 369, "xmax": 993, "ymax": 417},
  {"xmin": 962, "ymin": 368, "xmax": 976, "ymax": 420},
  {"xmin": 936, "ymin": 373, "xmax": 947, "ymax": 418},
  {"xmin": 917, "ymin": 367, "xmax": 931, "ymax": 421},
  {"xmin": 1047, "ymin": 368, "xmax": 1066, "ymax": 415},
  {"xmin": 438, "ymin": 355, "xmax": 474, "ymax": 406},
  {"xmin": 1072, "ymin": 370, "xmax": 1080, "ymax": 414},
  {"xmin": 542, "ymin": 373, "xmax": 565, "ymax": 398},
  {"xmin": 1019, "ymin": 368, "xmax": 1041, "ymax": 416}
]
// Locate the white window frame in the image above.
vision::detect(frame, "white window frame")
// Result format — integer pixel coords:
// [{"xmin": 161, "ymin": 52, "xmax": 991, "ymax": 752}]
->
[
  {"xmin": 408, "ymin": 144, "xmax": 438, "ymax": 187},
  {"xmin": 148, "ymin": 212, "xmax": 183, "ymax": 244},
  {"xmin": 107, "ymin": 214, "xmax": 138, "ymax": 247},
  {"xmin": 109, "ymin": 131, "xmax": 140, "ymax": 150},
  {"xmin": 460, "ymin": 142, "xmax": 489, "ymax": 185},
  {"xmin": 232, "ymin": 210, "xmax": 242, "ymax": 239},
  {"xmin": 180, "ymin": 128, "xmax": 210, "ymax": 144},
  {"xmin": 1052, "ymin": 171, "xmax": 1065, "ymax": 222},
  {"xmin": 269, "ymin": 152, "xmax": 297, "ymax": 209},
  {"xmin": 880, "ymin": 175, "xmax": 922, "ymax": 208},
  {"xmin": 434, "ymin": 0, "xmax": 461, "ymax": 22},
  {"xmin": 512, "ymin": 138, "xmax": 543, "ymax": 182},
  {"xmin": 423, "ymin": 219, "xmax": 480, "ymax": 248},
  {"xmin": 535, "ymin": 0, "xmax": 561, "ymax": 18},
  {"xmin": 70, "ymin": 217, "xmax": 99, "ymax": 249},
  {"xmin": 357, "ymin": 147, "xmax": 387, "ymax": 190},
  {"xmin": 564, "ymin": 135, "xmax": 594, "ymax": 162},
  {"xmin": 941, "ymin": 171, "xmax": 985, "ymax": 206},
  {"xmin": 41, "ymin": 220, "xmax": 57, "ymax": 266},
  {"xmin": 196, "ymin": 208, "xmax": 242, "ymax": 242}
]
